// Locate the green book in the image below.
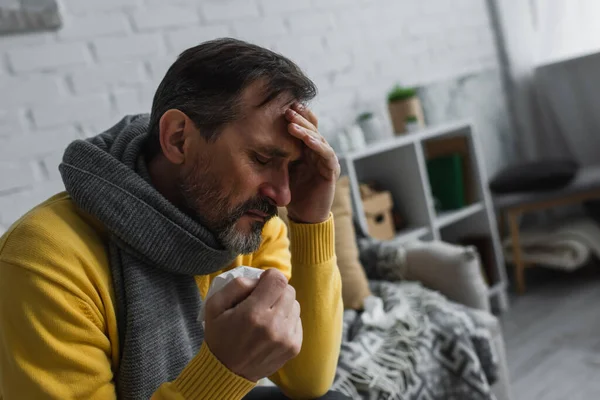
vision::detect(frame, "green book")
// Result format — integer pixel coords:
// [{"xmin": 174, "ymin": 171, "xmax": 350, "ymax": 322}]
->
[{"xmin": 427, "ymin": 153, "xmax": 466, "ymax": 211}]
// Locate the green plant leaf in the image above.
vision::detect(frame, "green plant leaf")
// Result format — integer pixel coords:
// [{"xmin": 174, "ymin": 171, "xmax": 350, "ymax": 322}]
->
[
  {"xmin": 388, "ymin": 85, "xmax": 417, "ymax": 103},
  {"xmin": 357, "ymin": 112, "xmax": 373, "ymax": 121}
]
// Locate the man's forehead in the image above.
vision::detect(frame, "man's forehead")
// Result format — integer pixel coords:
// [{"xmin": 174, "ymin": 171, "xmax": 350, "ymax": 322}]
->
[
  {"xmin": 241, "ymin": 79, "xmax": 294, "ymax": 108},
  {"xmin": 251, "ymin": 124, "xmax": 303, "ymax": 161},
  {"xmin": 236, "ymin": 83, "xmax": 303, "ymax": 160}
]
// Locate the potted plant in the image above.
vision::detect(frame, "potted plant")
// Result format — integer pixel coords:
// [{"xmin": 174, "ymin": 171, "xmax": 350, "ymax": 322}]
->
[
  {"xmin": 357, "ymin": 112, "xmax": 373, "ymax": 122},
  {"xmin": 404, "ymin": 115, "xmax": 420, "ymax": 133},
  {"xmin": 387, "ymin": 85, "xmax": 425, "ymax": 135},
  {"xmin": 356, "ymin": 112, "xmax": 388, "ymax": 143}
]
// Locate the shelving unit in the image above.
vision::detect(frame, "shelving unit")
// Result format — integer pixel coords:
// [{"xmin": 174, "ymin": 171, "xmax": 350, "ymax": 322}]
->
[
  {"xmin": 435, "ymin": 202, "xmax": 484, "ymax": 228},
  {"xmin": 339, "ymin": 120, "xmax": 509, "ymax": 311},
  {"xmin": 392, "ymin": 225, "xmax": 430, "ymax": 244}
]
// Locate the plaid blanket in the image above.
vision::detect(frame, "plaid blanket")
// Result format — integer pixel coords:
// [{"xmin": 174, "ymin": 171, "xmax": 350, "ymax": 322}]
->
[{"xmin": 332, "ymin": 281, "xmax": 498, "ymax": 400}]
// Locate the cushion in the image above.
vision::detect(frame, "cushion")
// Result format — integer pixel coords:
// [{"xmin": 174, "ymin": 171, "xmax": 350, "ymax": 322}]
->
[
  {"xmin": 403, "ymin": 240, "xmax": 490, "ymax": 312},
  {"xmin": 278, "ymin": 176, "xmax": 372, "ymax": 309},
  {"xmin": 489, "ymin": 159, "xmax": 578, "ymax": 194}
]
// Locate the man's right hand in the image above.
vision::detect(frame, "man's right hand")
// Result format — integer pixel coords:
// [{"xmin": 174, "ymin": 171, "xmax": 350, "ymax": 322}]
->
[{"xmin": 203, "ymin": 269, "xmax": 303, "ymax": 382}]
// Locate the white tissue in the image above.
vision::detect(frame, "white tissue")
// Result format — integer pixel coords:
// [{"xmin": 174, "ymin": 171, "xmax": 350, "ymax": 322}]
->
[
  {"xmin": 360, "ymin": 295, "xmax": 410, "ymax": 329},
  {"xmin": 198, "ymin": 266, "xmax": 264, "ymax": 324}
]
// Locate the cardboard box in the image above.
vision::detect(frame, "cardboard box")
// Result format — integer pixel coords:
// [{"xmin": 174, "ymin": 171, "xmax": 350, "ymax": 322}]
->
[{"xmin": 362, "ymin": 191, "xmax": 395, "ymax": 240}]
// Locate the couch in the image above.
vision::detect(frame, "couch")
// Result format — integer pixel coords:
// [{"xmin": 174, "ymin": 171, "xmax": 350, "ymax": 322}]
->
[
  {"xmin": 278, "ymin": 176, "xmax": 513, "ymax": 399},
  {"xmin": 358, "ymin": 238, "xmax": 513, "ymax": 400}
]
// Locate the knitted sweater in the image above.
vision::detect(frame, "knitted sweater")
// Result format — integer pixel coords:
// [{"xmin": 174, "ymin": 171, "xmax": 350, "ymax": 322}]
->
[{"xmin": 0, "ymin": 193, "xmax": 343, "ymax": 399}]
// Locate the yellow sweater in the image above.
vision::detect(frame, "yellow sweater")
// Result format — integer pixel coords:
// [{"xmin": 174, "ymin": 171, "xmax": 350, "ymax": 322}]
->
[{"xmin": 0, "ymin": 193, "xmax": 343, "ymax": 399}]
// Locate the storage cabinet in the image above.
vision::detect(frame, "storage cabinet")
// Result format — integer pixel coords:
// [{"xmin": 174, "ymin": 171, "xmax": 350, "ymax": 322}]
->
[{"xmin": 338, "ymin": 120, "xmax": 509, "ymax": 311}]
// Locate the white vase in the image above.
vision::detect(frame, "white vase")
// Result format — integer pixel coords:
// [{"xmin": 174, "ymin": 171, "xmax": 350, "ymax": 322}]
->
[
  {"xmin": 334, "ymin": 132, "xmax": 351, "ymax": 154},
  {"xmin": 345, "ymin": 125, "xmax": 366, "ymax": 150},
  {"xmin": 405, "ymin": 121, "xmax": 420, "ymax": 133},
  {"xmin": 358, "ymin": 115, "xmax": 386, "ymax": 143}
]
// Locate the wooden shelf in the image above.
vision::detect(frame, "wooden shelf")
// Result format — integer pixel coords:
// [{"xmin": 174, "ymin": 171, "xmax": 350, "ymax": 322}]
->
[{"xmin": 435, "ymin": 202, "xmax": 485, "ymax": 228}]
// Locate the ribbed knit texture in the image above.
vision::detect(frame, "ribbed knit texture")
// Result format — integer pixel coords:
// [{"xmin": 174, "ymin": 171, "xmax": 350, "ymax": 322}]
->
[
  {"xmin": 59, "ymin": 114, "xmax": 237, "ymax": 400},
  {"xmin": 174, "ymin": 343, "xmax": 255, "ymax": 398},
  {"xmin": 288, "ymin": 213, "xmax": 336, "ymax": 265}
]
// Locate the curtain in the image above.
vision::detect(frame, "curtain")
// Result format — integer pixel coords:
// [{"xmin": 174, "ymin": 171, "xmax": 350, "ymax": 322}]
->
[
  {"xmin": 490, "ymin": 0, "xmax": 600, "ymax": 166},
  {"xmin": 536, "ymin": 0, "xmax": 600, "ymax": 65}
]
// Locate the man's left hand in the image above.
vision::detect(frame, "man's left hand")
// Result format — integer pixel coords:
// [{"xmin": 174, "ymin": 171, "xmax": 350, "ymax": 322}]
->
[{"xmin": 284, "ymin": 103, "xmax": 340, "ymax": 224}]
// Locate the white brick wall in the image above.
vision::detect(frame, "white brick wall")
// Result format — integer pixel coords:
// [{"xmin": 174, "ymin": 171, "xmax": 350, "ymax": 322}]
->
[
  {"xmin": 0, "ymin": 161, "xmax": 37, "ymax": 192},
  {"xmin": 0, "ymin": 75, "xmax": 64, "ymax": 108},
  {"xmin": 258, "ymin": 0, "xmax": 312, "ymax": 15},
  {"xmin": 62, "ymin": 0, "xmax": 141, "ymax": 14},
  {"xmin": 0, "ymin": 0, "xmax": 501, "ymax": 227},
  {"xmin": 7, "ymin": 42, "xmax": 92, "ymax": 72},
  {"xmin": 92, "ymin": 33, "xmax": 165, "ymax": 61},
  {"xmin": 0, "ymin": 127, "xmax": 80, "ymax": 161},
  {"xmin": 31, "ymin": 93, "xmax": 112, "ymax": 128},
  {"xmin": 57, "ymin": 13, "xmax": 132, "ymax": 40},
  {"xmin": 0, "ymin": 109, "xmax": 27, "ymax": 136},
  {"xmin": 69, "ymin": 61, "xmax": 146, "ymax": 93},
  {"xmin": 131, "ymin": 6, "xmax": 201, "ymax": 31},
  {"xmin": 165, "ymin": 25, "xmax": 230, "ymax": 54},
  {"xmin": 200, "ymin": 2, "xmax": 261, "ymax": 22}
]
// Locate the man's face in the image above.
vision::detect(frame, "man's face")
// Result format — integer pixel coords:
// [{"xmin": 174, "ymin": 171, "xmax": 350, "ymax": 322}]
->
[{"xmin": 178, "ymin": 84, "xmax": 303, "ymax": 254}]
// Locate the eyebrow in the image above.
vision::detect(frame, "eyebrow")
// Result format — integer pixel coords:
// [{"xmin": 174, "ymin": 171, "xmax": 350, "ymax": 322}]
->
[{"xmin": 255, "ymin": 145, "xmax": 300, "ymax": 161}]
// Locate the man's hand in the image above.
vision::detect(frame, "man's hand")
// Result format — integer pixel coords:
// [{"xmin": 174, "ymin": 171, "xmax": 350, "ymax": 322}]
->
[
  {"xmin": 203, "ymin": 269, "xmax": 303, "ymax": 382},
  {"xmin": 284, "ymin": 103, "xmax": 340, "ymax": 224}
]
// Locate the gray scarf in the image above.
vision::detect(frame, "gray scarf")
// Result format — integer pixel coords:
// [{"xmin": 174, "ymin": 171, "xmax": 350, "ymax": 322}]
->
[{"xmin": 59, "ymin": 114, "xmax": 237, "ymax": 399}]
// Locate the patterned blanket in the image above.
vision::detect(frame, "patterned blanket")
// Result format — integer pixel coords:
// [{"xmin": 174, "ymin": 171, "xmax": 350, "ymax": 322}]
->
[{"xmin": 332, "ymin": 281, "xmax": 498, "ymax": 400}]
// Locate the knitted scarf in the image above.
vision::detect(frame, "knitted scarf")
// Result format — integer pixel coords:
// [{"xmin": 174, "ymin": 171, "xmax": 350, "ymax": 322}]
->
[{"xmin": 59, "ymin": 114, "xmax": 237, "ymax": 399}]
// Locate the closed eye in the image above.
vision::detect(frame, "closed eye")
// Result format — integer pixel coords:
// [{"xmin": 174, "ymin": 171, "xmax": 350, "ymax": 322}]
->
[{"xmin": 255, "ymin": 154, "xmax": 271, "ymax": 165}]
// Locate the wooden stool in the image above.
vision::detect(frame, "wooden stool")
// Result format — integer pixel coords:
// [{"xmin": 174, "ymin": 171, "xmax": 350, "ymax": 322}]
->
[{"xmin": 494, "ymin": 166, "xmax": 600, "ymax": 294}]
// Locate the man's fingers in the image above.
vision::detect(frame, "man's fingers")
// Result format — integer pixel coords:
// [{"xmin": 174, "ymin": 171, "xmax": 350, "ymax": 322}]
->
[
  {"xmin": 205, "ymin": 277, "xmax": 258, "ymax": 319},
  {"xmin": 289, "ymin": 124, "xmax": 336, "ymax": 166},
  {"xmin": 291, "ymin": 300, "xmax": 300, "ymax": 322},
  {"xmin": 292, "ymin": 102, "xmax": 318, "ymax": 128},
  {"xmin": 285, "ymin": 108, "xmax": 317, "ymax": 133},
  {"xmin": 272, "ymin": 285, "xmax": 297, "ymax": 317},
  {"xmin": 293, "ymin": 316, "xmax": 303, "ymax": 351},
  {"xmin": 245, "ymin": 268, "xmax": 288, "ymax": 309},
  {"xmin": 288, "ymin": 123, "xmax": 323, "ymax": 148}
]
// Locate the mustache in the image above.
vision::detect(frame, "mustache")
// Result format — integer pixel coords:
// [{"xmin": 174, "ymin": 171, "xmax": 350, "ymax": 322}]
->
[{"xmin": 229, "ymin": 196, "xmax": 278, "ymax": 222}]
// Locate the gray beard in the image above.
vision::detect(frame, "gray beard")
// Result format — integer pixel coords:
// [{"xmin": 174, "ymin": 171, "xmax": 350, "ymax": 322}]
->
[
  {"xmin": 218, "ymin": 219, "xmax": 267, "ymax": 255},
  {"xmin": 178, "ymin": 162, "xmax": 273, "ymax": 255},
  {"xmin": 181, "ymin": 190, "xmax": 266, "ymax": 255}
]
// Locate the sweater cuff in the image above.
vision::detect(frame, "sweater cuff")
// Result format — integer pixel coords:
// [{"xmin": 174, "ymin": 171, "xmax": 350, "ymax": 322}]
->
[
  {"xmin": 288, "ymin": 213, "xmax": 335, "ymax": 265},
  {"xmin": 174, "ymin": 342, "xmax": 256, "ymax": 399}
]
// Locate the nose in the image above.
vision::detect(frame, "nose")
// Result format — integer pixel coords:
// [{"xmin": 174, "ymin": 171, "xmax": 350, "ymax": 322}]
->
[{"xmin": 259, "ymin": 169, "xmax": 292, "ymax": 207}]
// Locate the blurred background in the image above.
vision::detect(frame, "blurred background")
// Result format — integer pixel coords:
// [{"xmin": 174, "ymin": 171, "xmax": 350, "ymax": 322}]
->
[
  {"xmin": 3, "ymin": 1, "xmax": 600, "ymax": 399},
  {"xmin": 0, "ymin": 0, "xmax": 515, "ymax": 228}
]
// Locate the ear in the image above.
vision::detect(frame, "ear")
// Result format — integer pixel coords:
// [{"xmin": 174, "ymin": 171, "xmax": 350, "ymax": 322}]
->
[{"xmin": 158, "ymin": 109, "xmax": 194, "ymax": 165}]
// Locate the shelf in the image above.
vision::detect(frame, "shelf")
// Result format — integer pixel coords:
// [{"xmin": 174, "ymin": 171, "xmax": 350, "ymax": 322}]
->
[
  {"xmin": 488, "ymin": 281, "xmax": 507, "ymax": 296},
  {"xmin": 388, "ymin": 225, "xmax": 430, "ymax": 244},
  {"xmin": 341, "ymin": 134, "xmax": 414, "ymax": 161},
  {"xmin": 340, "ymin": 117, "xmax": 508, "ymax": 311},
  {"xmin": 435, "ymin": 202, "xmax": 484, "ymax": 228},
  {"xmin": 338, "ymin": 119, "xmax": 472, "ymax": 161}
]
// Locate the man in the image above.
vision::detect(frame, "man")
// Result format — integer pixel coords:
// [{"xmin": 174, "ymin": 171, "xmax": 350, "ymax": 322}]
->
[{"xmin": 0, "ymin": 38, "xmax": 347, "ymax": 399}]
